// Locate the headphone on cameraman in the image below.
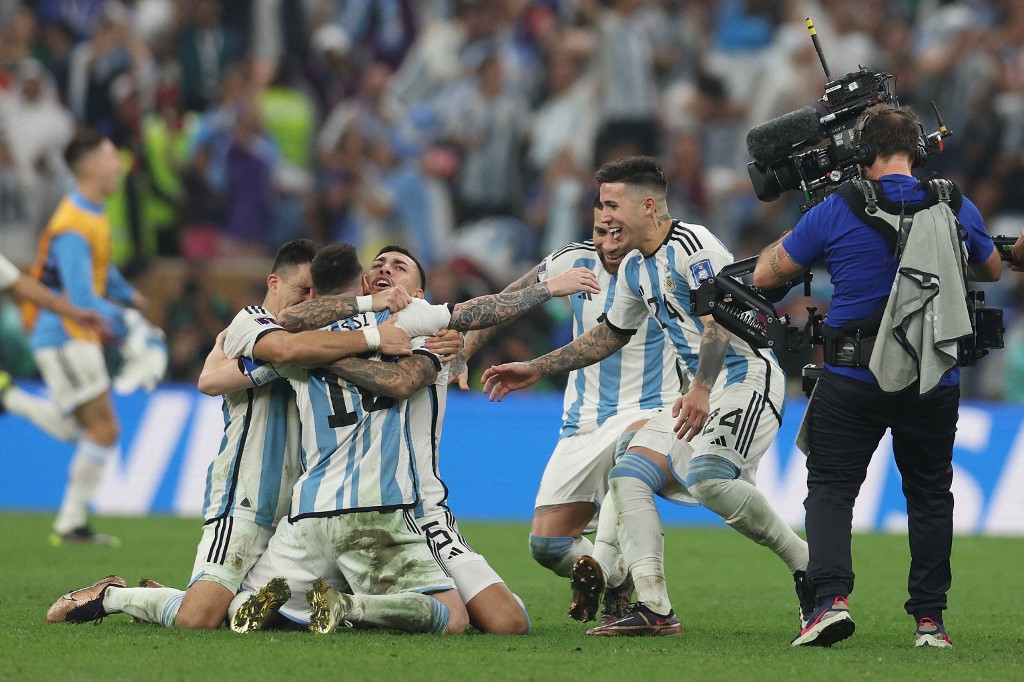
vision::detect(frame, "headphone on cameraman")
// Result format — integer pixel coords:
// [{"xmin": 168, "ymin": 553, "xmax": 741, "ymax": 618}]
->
[{"xmin": 854, "ymin": 106, "xmax": 929, "ymax": 168}]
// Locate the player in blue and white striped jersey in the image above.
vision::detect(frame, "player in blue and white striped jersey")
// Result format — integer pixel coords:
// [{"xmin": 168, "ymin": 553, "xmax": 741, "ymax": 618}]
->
[
  {"xmin": 483, "ymin": 156, "xmax": 811, "ymax": 637},
  {"xmin": 456, "ymin": 196, "xmax": 679, "ymax": 608},
  {"xmin": 227, "ymin": 244, "xmax": 599, "ymax": 636},
  {"xmin": 43, "ymin": 240, "xmax": 416, "ymax": 631}
]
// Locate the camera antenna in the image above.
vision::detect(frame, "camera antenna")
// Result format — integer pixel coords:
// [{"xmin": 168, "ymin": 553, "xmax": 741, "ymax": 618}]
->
[{"xmin": 806, "ymin": 17, "xmax": 832, "ymax": 82}]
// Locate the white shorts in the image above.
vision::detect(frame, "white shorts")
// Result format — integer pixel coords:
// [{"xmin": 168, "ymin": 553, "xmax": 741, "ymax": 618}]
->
[
  {"xmin": 33, "ymin": 340, "xmax": 109, "ymax": 414},
  {"xmin": 190, "ymin": 515, "xmax": 274, "ymax": 593},
  {"xmin": 535, "ymin": 409, "xmax": 661, "ymax": 509},
  {"xmin": 629, "ymin": 383, "xmax": 782, "ymax": 502},
  {"xmin": 416, "ymin": 508, "xmax": 503, "ymax": 603},
  {"xmin": 241, "ymin": 510, "xmax": 456, "ymax": 624}
]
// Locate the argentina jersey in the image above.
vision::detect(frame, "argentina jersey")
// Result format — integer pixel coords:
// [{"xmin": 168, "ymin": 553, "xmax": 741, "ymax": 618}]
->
[
  {"xmin": 284, "ymin": 300, "xmax": 451, "ymax": 519},
  {"xmin": 605, "ymin": 221, "xmax": 784, "ymax": 399},
  {"xmin": 540, "ymin": 241, "xmax": 680, "ymax": 437},
  {"xmin": 204, "ymin": 306, "xmax": 302, "ymax": 527},
  {"xmin": 410, "ymin": 362, "xmax": 450, "ymax": 518}
]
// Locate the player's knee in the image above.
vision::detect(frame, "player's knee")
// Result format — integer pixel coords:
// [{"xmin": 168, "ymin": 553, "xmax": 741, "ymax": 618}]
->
[
  {"xmin": 528, "ymin": 534, "xmax": 574, "ymax": 570},
  {"xmin": 443, "ymin": 602, "xmax": 470, "ymax": 635},
  {"xmin": 608, "ymin": 452, "xmax": 667, "ymax": 492},
  {"xmin": 173, "ymin": 608, "xmax": 225, "ymax": 630},
  {"xmin": 685, "ymin": 456, "xmax": 740, "ymax": 502}
]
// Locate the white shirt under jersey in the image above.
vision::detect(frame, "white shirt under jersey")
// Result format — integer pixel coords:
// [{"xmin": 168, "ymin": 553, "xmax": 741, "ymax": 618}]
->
[
  {"xmin": 0, "ymin": 251, "xmax": 20, "ymax": 290},
  {"xmin": 539, "ymin": 241, "xmax": 681, "ymax": 438},
  {"xmin": 208, "ymin": 305, "xmax": 302, "ymax": 528},
  {"xmin": 605, "ymin": 221, "xmax": 785, "ymax": 414},
  {"xmin": 239, "ymin": 298, "xmax": 454, "ymax": 520}
]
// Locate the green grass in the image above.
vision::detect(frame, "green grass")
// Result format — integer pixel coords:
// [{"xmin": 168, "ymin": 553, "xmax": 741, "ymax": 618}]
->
[{"xmin": 2, "ymin": 512, "xmax": 1021, "ymax": 681}]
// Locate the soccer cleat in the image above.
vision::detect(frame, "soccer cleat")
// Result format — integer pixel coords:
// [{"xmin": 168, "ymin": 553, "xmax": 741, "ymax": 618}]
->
[
  {"xmin": 230, "ymin": 578, "xmax": 291, "ymax": 633},
  {"xmin": 306, "ymin": 578, "xmax": 354, "ymax": 634},
  {"xmin": 49, "ymin": 526, "xmax": 121, "ymax": 547},
  {"xmin": 793, "ymin": 570, "xmax": 817, "ymax": 629},
  {"xmin": 45, "ymin": 575, "xmax": 127, "ymax": 623},
  {"xmin": 568, "ymin": 555, "xmax": 604, "ymax": 622},
  {"xmin": 585, "ymin": 602, "xmax": 682, "ymax": 637},
  {"xmin": 600, "ymin": 574, "xmax": 634, "ymax": 626},
  {"xmin": 915, "ymin": 617, "xmax": 952, "ymax": 648},
  {"xmin": 791, "ymin": 595, "xmax": 856, "ymax": 647},
  {"xmin": 138, "ymin": 577, "xmax": 165, "ymax": 589}
]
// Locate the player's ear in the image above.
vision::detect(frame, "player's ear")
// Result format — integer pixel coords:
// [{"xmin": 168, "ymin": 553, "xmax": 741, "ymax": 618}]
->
[
  {"xmin": 267, "ymin": 273, "xmax": 279, "ymax": 294},
  {"xmin": 361, "ymin": 274, "xmax": 371, "ymax": 294}
]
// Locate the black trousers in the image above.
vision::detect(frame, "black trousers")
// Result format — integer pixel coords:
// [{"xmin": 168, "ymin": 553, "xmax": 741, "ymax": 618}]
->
[{"xmin": 805, "ymin": 368, "xmax": 958, "ymax": 619}]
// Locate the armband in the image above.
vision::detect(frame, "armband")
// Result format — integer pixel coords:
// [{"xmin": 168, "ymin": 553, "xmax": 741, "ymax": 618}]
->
[
  {"xmin": 363, "ymin": 327, "xmax": 381, "ymax": 351},
  {"xmin": 240, "ymin": 357, "xmax": 282, "ymax": 387},
  {"xmin": 356, "ymin": 295, "xmax": 374, "ymax": 313}
]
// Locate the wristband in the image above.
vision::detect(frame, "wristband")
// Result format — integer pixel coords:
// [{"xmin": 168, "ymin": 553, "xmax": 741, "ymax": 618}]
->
[
  {"xmin": 356, "ymin": 295, "xmax": 374, "ymax": 313},
  {"xmin": 363, "ymin": 327, "xmax": 381, "ymax": 351}
]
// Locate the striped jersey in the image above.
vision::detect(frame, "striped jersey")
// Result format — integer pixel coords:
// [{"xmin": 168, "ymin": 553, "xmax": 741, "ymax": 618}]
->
[
  {"xmin": 281, "ymin": 299, "xmax": 452, "ymax": 519},
  {"xmin": 605, "ymin": 221, "xmax": 785, "ymax": 405},
  {"xmin": 204, "ymin": 305, "xmax": 302, "ymax": 527},
  {"xmin": 539, "ymin": 241, "xmax": 681, "ymax": 437},
  {"xmin": 410, "ymin": 362, "xmax": 450, "ymax": 518}
]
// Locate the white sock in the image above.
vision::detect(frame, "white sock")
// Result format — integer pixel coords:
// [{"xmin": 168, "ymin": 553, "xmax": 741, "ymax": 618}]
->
[
  {"xmin": 2, "ymin": 386, "xmax": 79, "ymax": 441},
  {"xmin": 609, "ymin": 476, "xmax": 671, "ymax": 615},
  {"xmin": 54, "ymin": 440, "xmax": 113, "ymax": 534},
  {"xmin": 349, "ymin": 592, "xmax": 446, "ymax": 633},
  {"xmin": 592, "ymin": 491, "xmax": 626, "ymax": 589},
  {"xmin": 691, "ymin": 477, "xmax": 808, "ymax": 573},
  {"xmin": 103, "ymin": 586, "xmax": 185, "ymax": 627}
]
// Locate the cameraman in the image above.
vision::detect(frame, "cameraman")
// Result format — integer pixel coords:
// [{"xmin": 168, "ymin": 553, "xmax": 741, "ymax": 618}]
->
[{"xmin": 752, "ymin": 104, "xmax": 1001, "ymax": 649}]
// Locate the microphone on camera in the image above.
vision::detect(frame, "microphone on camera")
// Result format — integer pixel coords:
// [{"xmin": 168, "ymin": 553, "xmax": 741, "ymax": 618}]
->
[{"xmin": 746, "ymin": 106, "xmax": 827, "ymax": 165}]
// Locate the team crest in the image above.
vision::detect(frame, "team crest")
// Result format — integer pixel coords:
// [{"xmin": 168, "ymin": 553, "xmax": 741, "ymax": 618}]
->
[
  {"xmin": 689, "ymin": 259, "xmax": 715, "ymax": 284},
  {"xmin": 665, "ymin": 275, "xmax": 676, "ymax": 293}
]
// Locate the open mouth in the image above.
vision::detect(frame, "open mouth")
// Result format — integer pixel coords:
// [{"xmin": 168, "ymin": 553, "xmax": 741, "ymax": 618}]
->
[{"xmin": 371, "ymin": 275, "xmax": 393, "ymax": 291}]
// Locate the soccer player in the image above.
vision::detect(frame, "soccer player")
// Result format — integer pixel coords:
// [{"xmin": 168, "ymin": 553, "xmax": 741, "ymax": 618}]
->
[
  {"xmin": 45, "ymin": 240, "xmax": 414, "ymax": 629},
  {"xmin": 452, "ymin": 196, "xmax": 680, "ymax": 624},
  {"xmin": 0, "ymin": 248, "xmax": 106, "ymax": 442},
  {"xmin": 483, "ymin": 156, "xmax": 813, "ymax": 636},
  {"xmin": 228, "ymin": 244, "xmax": 598, "ymax": 635},
  {"xmin": 23, "ymin": 129, "xmax": 145, "ymax": 545}
]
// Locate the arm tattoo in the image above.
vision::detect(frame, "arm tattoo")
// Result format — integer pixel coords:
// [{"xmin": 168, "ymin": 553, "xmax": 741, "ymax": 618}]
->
[
  {"xmin": 692, "ymin": 320, "xmax": 729, "ymax": 390},
  {"xmin": 767, "ymin": 247, "xmax": 786, "ymax": 283},
  {"xmin": 278, "ymin": 295, "xmax": 359, "ymax": 332},
  {"xmin": 449, "ymin": 280, "xmax": 552, "ymax": 331},
  {"xmin": 533, "ymin": 323, "xmax": 628, "ymax": 377},
  {"xmin": 329, "ymin": 354, "xmax": 437, "ymax": 398},
  {"xmin": 462, "ymin": 266, "xmax": 541, "ymax": 358}
]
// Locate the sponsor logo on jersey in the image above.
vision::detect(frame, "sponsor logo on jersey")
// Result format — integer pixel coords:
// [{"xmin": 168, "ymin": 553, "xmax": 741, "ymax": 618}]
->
[
  {"xmin": 689, "ymin": 259, "xmax": 714, "ymax": 284},
  {"xmin": 255, "ymin": 317, "xmax": 275, "ymax": 325}
]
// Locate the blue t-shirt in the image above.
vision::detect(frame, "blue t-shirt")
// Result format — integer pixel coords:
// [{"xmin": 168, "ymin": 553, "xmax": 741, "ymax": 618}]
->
[{"xmin": 782, "ymin": 174, "xmax": 994, "ymax": 386}]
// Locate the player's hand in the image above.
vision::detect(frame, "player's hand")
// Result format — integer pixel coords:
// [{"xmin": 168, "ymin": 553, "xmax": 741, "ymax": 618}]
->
[
  {"xmin": 372, "ymin": 286, "xmax": 413, "ymax": 313},
  {"xmin": 214, "ymin": 329, "xmax": 227, "ymax": 351},
  {"xmin": 425, "ymin": 328, "xmax": 463, "ymax": 363},
  {"xmin": 447, "ymin": 351, "xmax": 470, "ymax": 390},
  {"xmin": 481, "ymin": 362, "xmax": 540, "ymax": 401},
  {"xmin": 672, "ymin": 386, "xmax": 711, "ymax": 441},
  {"xmin": 377, "ymin": 318, "xmax": 412, "ymax": 356},
  {"xmin": 1010, "ymin": 230, "xmax": 1024, "ymax": 272},
  {"xmin": 545, "ymin": 267, "xmax": 601, "ymax": 297}
]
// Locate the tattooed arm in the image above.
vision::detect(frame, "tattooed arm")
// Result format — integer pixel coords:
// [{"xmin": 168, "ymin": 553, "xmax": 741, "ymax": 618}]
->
[
  {"xmin": 752, "ymin": 232, "xmax": 806, "ymax": 290},
  {"xmin": 328, "ymin": 353, "xmax": 439, "ymax": 399},
  {"xmin": 277, "ymin": 287, "xmax": 413, "ymax": 331},
  {"xmin": 480, "ymin": 322, "xmax": 629, "ymax": 401},
  {"xmin": 673, "ymin": 315, "xmax": 731, "ymax": 441},
  {"xmin": 447, "ymin": 266, "xmax": 599, "ymax": 331},
  {"xmin": 459, "ymin": 266, "xmax": 540, "ymax": 360}
]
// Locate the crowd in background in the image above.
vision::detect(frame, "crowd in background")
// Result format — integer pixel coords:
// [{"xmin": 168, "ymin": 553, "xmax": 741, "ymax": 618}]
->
[{"xmin": 2, "ymin": 0, "xmax": 1024, "ymax": 397}]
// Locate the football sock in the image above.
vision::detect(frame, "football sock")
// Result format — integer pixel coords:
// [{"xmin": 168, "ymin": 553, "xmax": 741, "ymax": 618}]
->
[
  {"xmin": 689, "ymin": 471, "xmax": 808, "ymax": 573},
  {"xmin": 54, "ymin": 440, "xmax": 114, "ymax": 534},
  {"xmin": 348, "ymin": 592, "xmax": 448, "ymax": 634},
  {"xmin": 104, "ymin": 586, "xmax": 185, "ymax": 627},
  {"xmin": 528, "ymin": 534, "xmax": 594, "ymax": 577},
  {"xmin": 2, "ymin": 386, "xmax": 79, "ymax": 442},
  {"xmin": 609, "ymin": 454, "xmax": 671, "ymax": 615},
  {"xmin": 592, "ymin": 490, "xmax": 626, "ymax": 589}
]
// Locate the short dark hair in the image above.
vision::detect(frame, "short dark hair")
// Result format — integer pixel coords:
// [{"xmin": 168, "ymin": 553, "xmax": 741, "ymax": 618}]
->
[
  {"xmin": 595, "ymin": 156, "xmax": 667, "ymax": 197},
  {"xmin": 271, "ymin": 238, "xmax": 320, "ymax": 277},
  {"xmin": 592, "ymin": 192, "xmax": 602, "ymax": 210},
  {"xmin": 374, "ymin": 245, "xmax": 426, "ymax": 290},
  {"xmin": 64, "ymin": 128, "xmax": 108, "ymax": 172},
  {"xmin": 311, "ymin": 242, "xmax": 363, "ymax": 295},
  {"xmin": 857, "ymin": 104, "xmax": 921, "ymax": 162}
]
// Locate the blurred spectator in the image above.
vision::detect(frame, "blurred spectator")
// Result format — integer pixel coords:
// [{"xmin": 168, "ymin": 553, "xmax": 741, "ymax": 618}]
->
[
  {"xmin": 174, "ymin": 0, "xmax": 245, "ymax": 112},
  {"xmin": 222, "ymin": 102, "xmax": 276, "ymax": 255},
  {"xmin": 164, "ymin": 260, "xmax": 232, "ymax": 382}
]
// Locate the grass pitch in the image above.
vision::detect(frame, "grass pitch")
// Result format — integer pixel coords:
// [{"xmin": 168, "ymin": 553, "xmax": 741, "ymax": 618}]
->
[{"xmin": 2, "ymin": 512, "xmax": 1021, "ymax": 681}]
